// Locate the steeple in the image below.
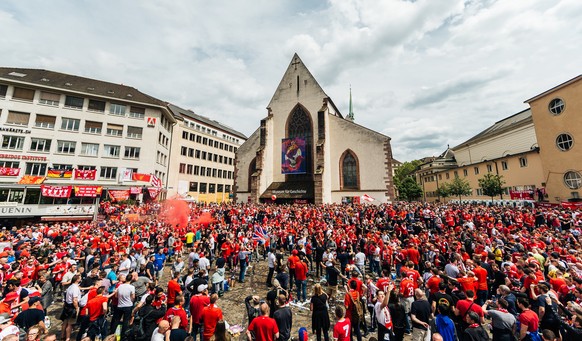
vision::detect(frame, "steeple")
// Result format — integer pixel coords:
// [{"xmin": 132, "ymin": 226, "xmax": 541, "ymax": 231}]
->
[{"xmin": 347, "ymin": 86, "xmax": 354, "ymax": 121}]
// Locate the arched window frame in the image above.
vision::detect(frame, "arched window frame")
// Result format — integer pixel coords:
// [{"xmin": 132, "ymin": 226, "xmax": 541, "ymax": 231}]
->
[
  {"xmin": 285, "ymin": 104, "xmax": 313, "ymax": 180},
  {"xmin": 339, "ymin": 149, "xmax": 360, "ymax": 190},
  {"xmin": 248, "ymin": 157, "xmax": 257, "ymax": 191}
]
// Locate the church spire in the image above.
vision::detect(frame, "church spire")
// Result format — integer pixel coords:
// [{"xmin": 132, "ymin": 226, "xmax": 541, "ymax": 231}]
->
[{"xmin": 347, "ymin": 86, "xmax": 354, "ymax": 121}]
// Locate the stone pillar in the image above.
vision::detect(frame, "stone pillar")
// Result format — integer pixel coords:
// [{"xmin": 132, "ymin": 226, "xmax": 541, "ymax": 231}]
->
[{"xmin": 383, "ymin": 138, "xmax": 395, "ymax": 201}]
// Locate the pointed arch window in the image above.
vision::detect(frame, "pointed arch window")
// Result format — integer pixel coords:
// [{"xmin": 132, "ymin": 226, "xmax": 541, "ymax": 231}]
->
[
  {"xmin": 248, "ymin": 158, "xmax": 257, "ymax": 191},
  {"xmin": 340, "ymin": 150, "xmax": 359, "ymax": 189},
  {"xmin": 286, "ymin": 105, "xmax": 312, "ymax": 177}
]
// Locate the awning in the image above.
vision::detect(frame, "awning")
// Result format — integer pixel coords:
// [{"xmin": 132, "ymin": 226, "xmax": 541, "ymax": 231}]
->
[
  {"xmin": 260, "ymin": 181, "xmax": 314, "ymax": 199},
  {"xmin": 40, "ymin": 215, "xmax": 93, "ymax": 222}
]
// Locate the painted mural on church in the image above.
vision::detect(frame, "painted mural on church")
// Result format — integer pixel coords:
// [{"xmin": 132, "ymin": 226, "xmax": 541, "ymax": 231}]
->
[{"xmin": 281, "ymin": 137, "xmax": 306, "ymax": 174}]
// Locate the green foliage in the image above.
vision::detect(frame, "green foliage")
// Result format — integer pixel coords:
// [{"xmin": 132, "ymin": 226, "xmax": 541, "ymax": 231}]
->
[
  {"xmin": 394, "ymin": 160, "xmax": 422, "ymax": 190},
  {"xmin": 436, "ymin": 183, "xmax": 451, "ymax": 199},
  {"xmin": 399, "ymin": 177, "xmax": 423, "ymax": 201},
  {"xmin": 478, "ymin": 173, "xmax": 506, "ymax": 201},
  {"xmin": 447, "ymin": 176, "xmax": 472, "ymax": 201}
]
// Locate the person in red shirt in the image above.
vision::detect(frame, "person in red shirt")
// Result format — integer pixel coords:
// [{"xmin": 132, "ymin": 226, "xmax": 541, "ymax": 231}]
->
[
  {"xmin": 165, "ymin": 295, "xmax": 189, "ymax": 331},
  {"xmin": 246, "ymin": 303, "xmax": 279, "ymax": 341},
  {"xmin": 344, "ymin": 280, "xmax": 363, "ymax": 341},
  {"xmin": 287, "ymin": 250, "xmax": 299, "ymax": 292},
  {"xmin": 517, "ymin": 298, "xmax": 539, "ymax": 341},
  {"xmin": 454, "ymin": 290, "xmax": 484, "ymax": 328},
  {"xmin": 167, "ymin": 271, "xmax": 182, "ymax": 307},
  {"xmin": 294, "ymin": 255, "xmax": 308, "ymax": 302},
  {"xmin": 472, "ymin": 262, "xmax": 489, "ymax": 305},
  {"xmin": 406, "ymin": 246, "xmax": 420, "ymax": 268},
  {"xmin": 333, "ymin": 306, "xmax": 351, "ymax": 341},
  {"xmin": 189, "ymin": 285, "xmax": 210, "ymax": 340},
  {"xmin": 425, "ymin": 268, "xmax": 441, "ymax": 297},
  {"xmin": 201, "ymin": 294, "xmax": 223, "ymax": 341},
  {"xmin": 85, "ymin": 286, "xmax": 111, "ymax": 339},
  {"xmin": 375, "ymin": 269, "xmax": 393, "ymax": 293}
]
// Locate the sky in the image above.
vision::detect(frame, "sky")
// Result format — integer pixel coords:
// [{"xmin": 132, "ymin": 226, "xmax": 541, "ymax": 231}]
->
[{"xmin": 1, "ymin": 0, "xmax": 581, "ymax": 162}]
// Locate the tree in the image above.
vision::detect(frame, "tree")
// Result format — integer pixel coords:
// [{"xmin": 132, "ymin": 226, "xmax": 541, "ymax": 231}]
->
[
  {"xmin": 478, "ymin": 173, "xmax": 506, "ymax": 203},
  {"xmin": 398, "ymin": 177, "xmax": 423, "ymax": 201},
  {"xmin": 394, "ymin": 160, "xmax": 422, "ymax": 191},
  {"xmin": 436, "ymin": 183, "xmax": 451, "ymax": 201},
  {"xmin": 448, "ymin": 176, "xmax": 472, "ymax": 202}
]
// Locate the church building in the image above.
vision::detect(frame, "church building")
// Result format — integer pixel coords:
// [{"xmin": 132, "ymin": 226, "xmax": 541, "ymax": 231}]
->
[{"xmin": 234, "ymin": 54, "xmax": 395, "ymax": 204}]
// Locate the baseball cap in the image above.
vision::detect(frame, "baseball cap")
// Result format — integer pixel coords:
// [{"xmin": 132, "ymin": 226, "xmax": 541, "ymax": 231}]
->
[{"xmin": 197, "ymin": 284, "xmax": 208, "ymax": 293}]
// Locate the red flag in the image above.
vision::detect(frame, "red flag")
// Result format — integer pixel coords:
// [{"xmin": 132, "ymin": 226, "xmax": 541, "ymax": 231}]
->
[
  {"xmin": 74, "ymin": 169, "xmax": 96, "ymax": 180},
  {"xmin": 74, "ymin": 186, "xmax": 102, "ymax": 197},
  {"xmin": 132, "ymin": 173, "xmax": 152, "ymax": 182},
  {"xmin": 130, "ymin": 187, "xmax": 143, "ymax": 194},
  {"xmin": 148, "ymin": 187, "xmax": 161, "ymax": 199},
  {"xmin": 150, "ymin": 175, "xmax": 162, "ymax": 188},
  {"xmin": 41, "ymin": 185, "xmax": 72, "ymax": 198},
  {"xmin": 108, "ymin": 190, "xmax": 130, "ymax": 202},
  {"xmin": 0, "ymin": 167, "xmax": 20, "ymax": 176},
  {"xmin": 18, "ymin": 176, "xmax": 45, "ymax": 184},
  {"xmin": 361, "ymin": 194, "xmax": 375, "ymax": 202}
]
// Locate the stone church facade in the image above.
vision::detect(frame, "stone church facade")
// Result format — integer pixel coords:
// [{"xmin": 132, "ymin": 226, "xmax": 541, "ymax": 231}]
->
[{"xmin": 234, "ymin": 54, "xmax": 395, "ymax": 204}]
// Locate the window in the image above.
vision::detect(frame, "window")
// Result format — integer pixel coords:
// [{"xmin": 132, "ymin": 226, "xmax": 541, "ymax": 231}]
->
[
  {"xmin": 2, "ymin": 136, "xmax": 24, "ymax": 150},
  {"xmin": 39, "ymin": 92, "xmax": 60, "ymax": 106},
  {"xmin": 180, "ymin": 146, "xmax": 187, "ymax": 156},
  {"xmin": 203, "ymin": 137, "xmax": 208, "ymax": 145},
  {"xmin": 188, "ymin": 148, "xmax": 194, "ymax": 157},
  {"xmin": 564, "ymin": 171, "xmax": 582, "ymax": 189},
  {"xmin": 212, "ymin": 169, "xmax": 217, "ymax": 177},
  {"xmin": 84, "ymin": 121, "xmax": 102, "ymax": 134},
  {"xmin": 218, "ymin": 170, "xmax": 222, "ymax": 178},
  {"xmin": 200, "ymin": 167, "xmax": 206, "ymax": 176},
  {"xmin": 209, "ymin": 184, "xmax": 216, "ymax": 193},
  {"xmin": 25, "ymin": 163, "xmax": 46, "ymax": 176},
  {"xmin": 206, "ymin": 168, "xmax": 211, "ymax": 177},
  {"xmin": 213, "ymin": 154, "xmax": 218, "ymax": 162},
  {"xmin": 88, "ymin": 99, "xmax": 106, "ymax": 112},
  {"xmin": 556, "ymin": 133, "xmax": 574, "ymax": 151},
  {"xmin": 454, "ymin": 171, "xmax": 459, "ymax": 178},
  {"xmin": 80, "ymin": 143, "xmax": 99, "ymax": 156},
  {"xmin": 486, "ymin": 164, "xmax": 492, "ymax": 173},
  {"xmin": 78, "ymin": 165, "xmax": 96, "ymax": 170},
  {"xmin": 103, "ymin": 145, "xmax": 120, "ymax": 158},
  {"xmin": 208, "ymin": 153, "xmax": 212, "ymax": 161},
  {"xmin": 30, "ymin": 138, "xmax": 51, "ymax": 152},
  {"xmin": 52, "ymin": 164, "xmax": 73, "ymax": 171},
  {"xmin": 519, "ymin": 157, "xmax": 528, "ymax": 167},
  {"xmin": 445, "ymin": 173, "xmax": 450, "ymax": 180},
  {"xmin": 202, "ymin": 151, "xmax": 207, "ymax": 160},
  {"xmin": 549, "ymin": 98, "xmax": 565, "ymax": 115},
  {"xmin": 474, "ymin": 166, "xmax": 479, "ymax": 175},
  {"xmin": 34, "ymin": 114, "xmax": 56, "ymax": 129},
  {"xmin": 0, "ymin": 84, "xmax": 7, "ymax": 97},
  {"xmin": 127, "ymin": 126, "xmax": 143, "ymax": 139},
  {"xmin": 463, "ymin": 169, "xmax": 468, "ymax": 177},
  {"xmin": 217, "ymin": 184, "xmax": 224, "ymax": 192},
  {"xmin": 179, "ymin": 163, "xmax": 186, "ymax": 174},
  {"xmin": 61, "ymin": 118, "xmax": 80, "ymax": 131},
  {"xmin": 341, "ymin": 151, "xmax": 358, "ymax": 189},
  {"xmin": 11, "ymin": 87, "xmax": 34, "ymax": 101},
  {"xmin": 109, "ymin": 103, "xmax": 126, "ymax": 116},
  {"xmin": 187, "ymin": 164, "xmax": 193, "ymax": 174},
  {"xmin": 196, "ymin": 135, "xmax": 201, "ymax": 143},
  {"xmin": 196, "ymin": 150, "xmax": 201, "ymax": 158},
  {"xmin": 501, "ymin": 161, "xmax": 508, "ymax": 170},
  {"xmin": 129, "ymin": 106, "xmax": 145, "ymax": 119},
  {"xmin": 194, "ymin": 166, "xmax": 199, "ymax": 175},
  {"xmin": 64, "ymin": 95, "xmax": 84, "ymax": 109},
  {"xmin": 182, "ymin": 131, "xmax": 188, "ymax": 140},
  {"xmin": 225, "ymin": 185, "xmax": 231, "ymax": 192},
  {"xmin": 100, "ymin": 167, "xmax": 117, "ymax": 179},
  {"xmin": 199, "ymin": 183, "xmax": 207, "ymax": 193},
  {"xmin": 0, "ymin": 161, "xmax": 19, "ymax": 168},
  {"xmin": 106, "ymin": 124, "xmax": 123, "ymax": 137},
  {"xmin": 56, "ymin": 140, "xmax": 76, "ymax": 154},
  {"xmin": 6, "ymin": 111, "xmax": 30, "ymax": 126},
  {"xmin": 124, "ymin": 146, "xmax": 140, "ymax": 159},
  {"xmin": 189, "ymin": 133, "xmax": 195, "ymax": 142},
  {"xmin": 189, "ymin": 182, "xmax": 198, "ymax": 192}
]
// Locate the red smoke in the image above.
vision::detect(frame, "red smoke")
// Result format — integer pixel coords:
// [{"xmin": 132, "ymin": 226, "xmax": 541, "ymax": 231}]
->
[
  {"xmin": 191, "ymin": 211, "xmax": 214, "ymax": 227},
  {"xmin": 161, "ymin": 200, "xmax": 190, "ymax": 228}
]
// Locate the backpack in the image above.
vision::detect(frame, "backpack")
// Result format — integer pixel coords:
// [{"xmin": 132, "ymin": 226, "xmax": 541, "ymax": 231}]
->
[
  {"xmin": 125, "ymin": 309, "xmax": 152, "ymax": 341},
  {"xmin": 348, "ymin": 292, "xmax": 364, "ymax": 321}
]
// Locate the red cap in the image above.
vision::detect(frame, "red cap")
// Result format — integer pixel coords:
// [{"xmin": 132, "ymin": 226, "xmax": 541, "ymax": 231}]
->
[{"xmin": 292, "ymin": 250, "xmax": 298, "ymax": 255}]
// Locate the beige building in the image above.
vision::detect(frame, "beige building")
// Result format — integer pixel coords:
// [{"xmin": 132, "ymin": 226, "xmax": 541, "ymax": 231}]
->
[
  {"xmin": 235, "ymin": 54, "xmax": 395, "ymax": 204},
  {"xmin": 166, "ymin": 104, "xmax": 246, "ymax": 202},
  {"xmin": 526, "ymin": 75, "xmax": 582, "ymax": 203},
  {"xmin": 417, "ymin": 109, "xmax": 545, "ymax": 202}
]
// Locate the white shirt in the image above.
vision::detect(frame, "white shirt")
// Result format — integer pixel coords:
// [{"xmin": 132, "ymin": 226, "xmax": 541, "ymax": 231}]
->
[
  {"xmin": 117, "ymin": 283, "xmax": 135, "ymax": 308},
  {"xmin": 267, "ymin": 252, "xmax": 276, "ymax": 268},
  {"xmin": 355, "ymin": 252, "xmax": 366, "ymax": 267},
  {"xmin": 151, "ymin": 327, "xmax": 166, "ymax": 341},
  {"xmin": 65, "ymin": 283, "xmax": 81, "ymax": 304},
  {"xmin": 198, "ymin": 257, "xmax": 210, "ymax": 271},
  {"xmin": 119, "ymin": 258, "xmax": 132, "ymax": 276}
]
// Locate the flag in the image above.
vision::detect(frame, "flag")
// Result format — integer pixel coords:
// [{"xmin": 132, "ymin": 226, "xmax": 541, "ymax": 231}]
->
[
  {"xmin": 0, "ymin": 167, "xmax": 20, "ymax": 176},
  {"xmin": 119, "ymin": 168, "xmax": 133, "ymax": 182},
  {"xmin": 252, "ymin": 226, "xmax": 269, "ymax": 244},
  {"xmin": 361, "ymin": 194, "xmax": 375, "ymax": 202},
  {"xmin": 132, "ymin": 173, "xmax": 151, "ymax": 182},
  {"xmin": 47, "ymin": 168, "xmax": 73, "ymax": 178},
  {"xmin": 74, "ymin": 169, "xmax": 96, "ymax": 180},
  {"xmin": 108, "ymin": 190, "xmax": 130, "ymax": 202},
  {"xmin": 41, "ymin": 185, "xmax": 72, "ymax": 198},
  {"xmin": 18, "ymin": 176, "xmax": 45, "ymax": 184},
  {"xmin": 148, "ymin": 187, "xmax": 161, "ymax": 200},
  {"xmin": 74, "ymin": 186, "xmax": 102, "ymax": 197},
  {"xmin": 150, "ymin": 174, "xmax": 162, "ymax": 188}
]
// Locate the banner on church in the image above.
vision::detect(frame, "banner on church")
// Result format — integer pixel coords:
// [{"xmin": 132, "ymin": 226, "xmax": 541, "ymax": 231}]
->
[{"xmin": 281, "ymin": 137, "xmax": 306, "ymax": 174}]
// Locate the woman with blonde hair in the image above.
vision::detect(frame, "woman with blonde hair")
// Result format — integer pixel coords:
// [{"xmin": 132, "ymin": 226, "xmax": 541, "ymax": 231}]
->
[{"xmin": 311, "ymin": 283, "xmax": 331, "ymax": 341}]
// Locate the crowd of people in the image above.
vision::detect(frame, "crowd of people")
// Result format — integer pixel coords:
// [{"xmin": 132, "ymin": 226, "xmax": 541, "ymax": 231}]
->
[{"xmin": 0, "ymin": 200, "xmax": 580, "ymax": 341}]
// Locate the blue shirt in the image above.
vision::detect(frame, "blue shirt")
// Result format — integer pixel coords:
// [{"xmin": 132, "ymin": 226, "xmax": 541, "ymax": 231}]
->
[{"xmin": 154, "ymin": 253, "xmax": 166, "ymax": 271}]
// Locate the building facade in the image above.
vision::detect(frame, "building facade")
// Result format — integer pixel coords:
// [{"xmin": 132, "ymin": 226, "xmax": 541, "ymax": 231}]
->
[
  {"xmin": 0, "ymin": 68, "xmax": 175, "ymax": 221},
  {"xmin": 234, "ymin": 54, "xmax": 395, "ymax": 204},
  {"xmin": 526, "ymin": 75, "xmax": 582, "ymax": 203},
  {"xmin": 416, "ymin": 109, "xmax": 545, "ymax": 202},
  {"xmin": 166, "ymin": 104, "xmax": 246, "ymax": 202}
]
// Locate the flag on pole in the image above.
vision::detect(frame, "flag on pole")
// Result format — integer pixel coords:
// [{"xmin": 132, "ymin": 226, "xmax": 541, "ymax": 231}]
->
[
  {"xmin": 150, "ymin": 174, "xmax": 162, "ymax": 188},
  {"xmin": 361, "ymin": 194, "xmax": 375, "ymax": 202}
]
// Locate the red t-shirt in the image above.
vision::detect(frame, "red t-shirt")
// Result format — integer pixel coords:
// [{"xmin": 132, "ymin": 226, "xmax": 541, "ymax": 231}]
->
[
  {"xmin": 518, "ymin": 309, "xmax": 539, "ymax": 332},
  {"xmin": 248, "ymin": 316, "xmax": 279, "ymax": 341},
  {"xmin": 86, "ymin": 295, "xmax": 108, "ymax": 321},
  {"xmin": 333, "ymin": 318, "xmax": 351, "ymax": 341},
  {"xmin": 473, "ymin": 266, "xmax": 488, "ymax": 291},
  {"xmin": 189, "ymin": 294, "xmax": 210, "ymax": 324},
  {"xmin": 426, "ymin": 276, "xmax": 441, "ymax": 295},
  {"xmin": 376, "ymin": 278, "xmax": 393, "ymax": 293},
  {"xmin": 400, "ymin": 279, "xmax": 415, "ymax": 298},
  {"xmin": 165, "ymin": 306, "xmax": 188, "ymax": 330},
  {"xmin": 457, "ymin": 277, "xmax": 476, "ymax": 293},
  {"xmin": 344, "ymin": 290, "xmax": 359, "ymax": 320},
  {"xmin": 201, "ymin": 305, "xmax": 223, "ymax": 341},
  {"xmin": 167, "ymin": 280, "xmax": 182, "ymax": 305},
  {"xmin": 455, "ymin": 299, "xmax": 484, "ymax": 318},
  {"xmin": 295, "ymin": 261, "xmax": 308, "ymax": 281}
]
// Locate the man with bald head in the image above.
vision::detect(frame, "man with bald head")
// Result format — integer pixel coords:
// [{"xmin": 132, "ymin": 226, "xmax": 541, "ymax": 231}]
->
[
  {"xmin": 247, "ymin": 302, "xmax": 280, "ymax": 341},
  {"xmin": 411, "ymin": 289, "xmax": 432, "ymax": 341},
  {"xmin": 151, "ymin": 319, "xmax": 170, "ymax": 341}
]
